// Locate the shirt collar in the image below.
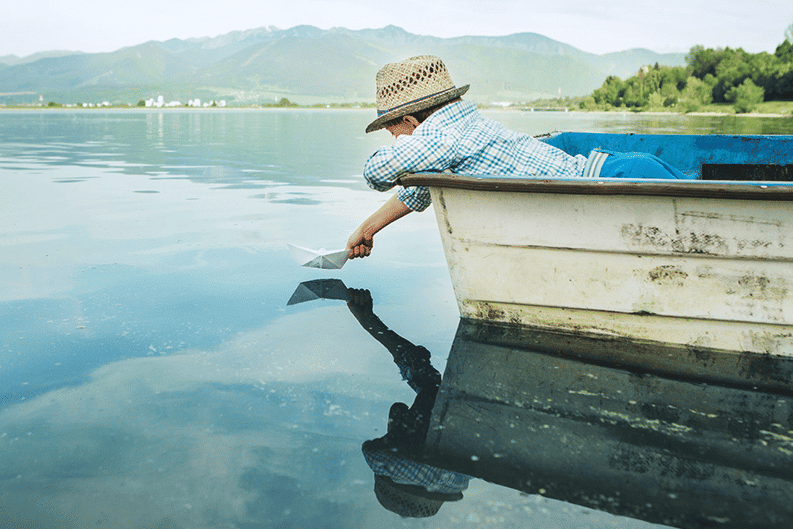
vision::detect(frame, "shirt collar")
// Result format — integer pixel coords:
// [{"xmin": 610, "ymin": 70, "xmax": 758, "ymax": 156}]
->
[{"xmin": 414, "ymin": 100, "xmax": 477, "ymax": 135}]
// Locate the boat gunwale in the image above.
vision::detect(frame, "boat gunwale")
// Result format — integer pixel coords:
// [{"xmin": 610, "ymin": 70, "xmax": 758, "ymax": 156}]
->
[{"xmin": 398, "ymin": 173, "xmax": 793, "ymax": 201}]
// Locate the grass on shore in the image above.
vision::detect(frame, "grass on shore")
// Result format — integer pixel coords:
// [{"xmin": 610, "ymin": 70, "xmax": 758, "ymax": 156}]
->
[
  {"xmin": 521, "ymin": 97, "xmax": 793, "ymax": 116},
  {"xmin": 684, "ymin": 101, "xmax": 793, "ymax": 116}
]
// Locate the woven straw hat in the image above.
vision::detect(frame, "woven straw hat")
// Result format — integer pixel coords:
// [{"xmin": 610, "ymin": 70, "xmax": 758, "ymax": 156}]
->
[
  {"xmin": 365, "ymin": 55, "xmax": 469, "ymax": 133},
  {"xmin": 373, "ymin": 475, "xmax": 463, "ymax": 518}
]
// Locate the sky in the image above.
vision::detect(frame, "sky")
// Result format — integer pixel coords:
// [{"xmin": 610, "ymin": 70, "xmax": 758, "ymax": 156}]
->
[{"xmin": 1, "ymin": 0, "xmax": 791, "ymax": 58}]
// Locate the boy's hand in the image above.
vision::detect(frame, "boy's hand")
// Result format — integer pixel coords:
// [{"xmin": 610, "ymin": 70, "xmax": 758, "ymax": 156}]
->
[
  {"xmin": 346, "ymin": 288, "xmax": 373, "ymax": 313},
  {"xmin": 346, "ymin": 193, "xmax": 412, "ymax": 259},
  {"xmin": 346, "ymin": 229, "xmax": 373, "ymax": 259}
]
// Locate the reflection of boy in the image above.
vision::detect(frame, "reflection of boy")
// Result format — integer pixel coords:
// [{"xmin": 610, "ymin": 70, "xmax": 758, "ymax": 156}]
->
[
  {"xmin": 347, "ymin": 55, "xmax": 692, "ymax": 260},
  {"xmin": 346, "ymin": 288, "xmax": 469, "ymax": 518}
]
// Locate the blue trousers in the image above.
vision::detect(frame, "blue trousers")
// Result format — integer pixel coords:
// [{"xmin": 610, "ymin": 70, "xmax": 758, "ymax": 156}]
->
[{"xmin": 599, "ymin": 151, "xmax": 695, "ymax": 180}]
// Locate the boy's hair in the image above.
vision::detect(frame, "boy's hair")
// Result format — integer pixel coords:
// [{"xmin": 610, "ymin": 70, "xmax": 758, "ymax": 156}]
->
[{"xmin": 381, "ymin": 98, "xmax": 462, "ymax": 130}]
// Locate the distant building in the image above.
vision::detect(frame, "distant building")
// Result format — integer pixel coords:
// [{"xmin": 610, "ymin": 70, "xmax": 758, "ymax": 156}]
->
[{"xmin": 139, "ymin": 97, "xmax": 225, "ymax": 109}]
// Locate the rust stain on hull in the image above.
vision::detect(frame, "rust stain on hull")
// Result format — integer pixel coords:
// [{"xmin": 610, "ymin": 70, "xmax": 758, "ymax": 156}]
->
[
  {"xmin": 621, "ymin": 224, "xmax": 732, "ymax": 256},
  {"xmin": 648, "ymin": 265, "xmax": 688, "ymax": 285},
  {"xmin": 735, "ymin": 274, "xmax": 788, "ymax": 301}
]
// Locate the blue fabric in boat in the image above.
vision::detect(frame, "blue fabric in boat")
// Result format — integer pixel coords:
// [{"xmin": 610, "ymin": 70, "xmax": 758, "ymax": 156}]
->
[
  {"xmin": 597, "ymin": 150, "xmax": 696, "ymax": 180},
  {"xmin": 540, "ymin": 133, "xmax": 793, "ymax": 179}
]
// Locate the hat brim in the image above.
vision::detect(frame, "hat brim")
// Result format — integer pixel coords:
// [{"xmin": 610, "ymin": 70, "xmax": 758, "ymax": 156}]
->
[
  {"xmin": 365, "ymin": 85, "xmax": 470, "ymax": 134},
  {"xmin": 374, "ymin": 475, "xmax": 464, "ymax": 503}
]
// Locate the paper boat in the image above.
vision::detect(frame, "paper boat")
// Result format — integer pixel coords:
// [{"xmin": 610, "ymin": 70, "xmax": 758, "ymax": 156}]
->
[
  {"xmin": 287, "ymin": 279, "xmax": 349, "ymax": 305},
  {"xmin": 288, "ymin": 244, "xmax": 349, "ymax": 269}
]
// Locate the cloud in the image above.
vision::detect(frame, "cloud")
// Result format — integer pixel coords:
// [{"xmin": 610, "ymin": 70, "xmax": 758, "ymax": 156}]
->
[{"xmin": 0, "ymin": 306, "xmax": 412, "ymax": 527}]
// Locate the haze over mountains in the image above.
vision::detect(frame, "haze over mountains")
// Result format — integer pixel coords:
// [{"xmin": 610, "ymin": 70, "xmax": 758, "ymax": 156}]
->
[{"xmin": 0, "ymin": 25, "xmax": 687, "ymax": 105}]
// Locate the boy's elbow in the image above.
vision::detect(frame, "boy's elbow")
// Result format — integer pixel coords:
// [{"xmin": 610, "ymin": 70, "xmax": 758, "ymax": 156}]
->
[
  {"xmin": 363, "ymin": 167, "xmax": 400, "ymax": 192},
  {"xmin": 363, "ymin": 176, "xmax": 394, "ymax": 192}
]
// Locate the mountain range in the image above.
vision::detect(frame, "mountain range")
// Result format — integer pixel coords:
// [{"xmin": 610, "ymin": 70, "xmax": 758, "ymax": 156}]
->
[{"xmin": 0, "ymin": 25, "xmax": 687, "ymax": 105}]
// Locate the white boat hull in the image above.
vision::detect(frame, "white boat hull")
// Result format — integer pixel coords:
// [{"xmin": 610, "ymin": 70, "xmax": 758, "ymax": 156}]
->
[{"xmin": 426, "ymin": 183, "xmax": 793, "ymax": 356}]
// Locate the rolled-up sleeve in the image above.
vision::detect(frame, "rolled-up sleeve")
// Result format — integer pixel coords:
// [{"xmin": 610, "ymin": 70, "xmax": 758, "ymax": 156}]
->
[
  {"xmin": 396, "ymin": 186, "xmax": 432, "ymax": 211},
  {"xmin": 363, "ymin": 135, "xmax": 454, "ymax": 212}
]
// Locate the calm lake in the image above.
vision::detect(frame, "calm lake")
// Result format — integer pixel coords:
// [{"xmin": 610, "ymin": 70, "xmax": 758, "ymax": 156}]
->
[{"xmin": 1, "ymin": 109, "xmax": 792, "ymax": 528}]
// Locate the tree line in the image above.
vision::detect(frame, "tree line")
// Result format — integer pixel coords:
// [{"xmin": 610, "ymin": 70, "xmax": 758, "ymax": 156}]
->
[{"xmin": 581, "ymin": 37, "xmax": 793, "ymax": 113}]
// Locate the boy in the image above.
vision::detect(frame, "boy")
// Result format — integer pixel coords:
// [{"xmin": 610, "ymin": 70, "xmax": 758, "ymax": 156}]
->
[{"xmin": 347, "ymin": 55, "xmax": 690, "ymax": 259}]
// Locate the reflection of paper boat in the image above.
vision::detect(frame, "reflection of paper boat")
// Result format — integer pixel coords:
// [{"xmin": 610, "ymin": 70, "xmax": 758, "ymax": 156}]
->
[
  {"xmin": 288, "ymin": 244, "xmax": 348, "ymax": 269},
  {"xmin": 287, "ymin": 279, "xmax": 349, "ymax": 305}
]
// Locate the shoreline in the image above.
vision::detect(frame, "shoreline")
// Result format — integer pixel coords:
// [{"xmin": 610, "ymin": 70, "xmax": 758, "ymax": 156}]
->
[
  {"xmin": 582, "ymin": 110, "xmax": 791, "ymax": 118},
  {"xmin": 485, "ymin": 108, "xmax": 793, "ymax": 118},
  {"xmin": 0, "ymin": 105, "xmax": 791, "ymax": 119}
]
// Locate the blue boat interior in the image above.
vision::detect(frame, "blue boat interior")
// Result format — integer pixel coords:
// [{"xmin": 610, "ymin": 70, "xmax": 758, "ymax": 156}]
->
[{"xmin": 540, "ymin": 132, "xmax": 793, "ymax": 181}]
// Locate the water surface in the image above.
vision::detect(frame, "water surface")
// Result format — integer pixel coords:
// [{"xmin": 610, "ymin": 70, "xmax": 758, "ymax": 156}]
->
[{"xmin": 1, "ymin": 109, "xmax": 791, "ymax": 528}]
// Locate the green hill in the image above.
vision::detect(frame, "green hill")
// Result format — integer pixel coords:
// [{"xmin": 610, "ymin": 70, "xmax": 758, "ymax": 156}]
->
[{"xmin": 0, "ymin": 25, "xmax": 686, "ymax": 105}]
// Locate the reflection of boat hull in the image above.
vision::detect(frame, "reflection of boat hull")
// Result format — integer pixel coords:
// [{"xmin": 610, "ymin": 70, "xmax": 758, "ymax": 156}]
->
[
  {"xmin": 400, "ymin": 133, "xmax": 793, "ymax": 356},
  {"xmin": 424, "ymin": 320, "xmax": 793, "ymax": 529}
]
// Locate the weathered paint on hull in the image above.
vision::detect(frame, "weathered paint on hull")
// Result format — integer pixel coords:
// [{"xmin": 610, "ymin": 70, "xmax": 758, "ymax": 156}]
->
[{"xmin": 429, "ymin": 186, "xmax": 793, "ymax": 355}]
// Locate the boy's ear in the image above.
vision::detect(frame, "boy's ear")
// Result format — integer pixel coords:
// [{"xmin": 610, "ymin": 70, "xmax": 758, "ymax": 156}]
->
[{"xmin": 403, "ymin": 115, "xmax": 420, "ymax": 128}]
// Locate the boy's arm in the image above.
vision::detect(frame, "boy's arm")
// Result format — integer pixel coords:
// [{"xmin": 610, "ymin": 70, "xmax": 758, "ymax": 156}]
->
[{"xmin": 346, "ymin": 193, "xmax": 412, "ymax": 259}]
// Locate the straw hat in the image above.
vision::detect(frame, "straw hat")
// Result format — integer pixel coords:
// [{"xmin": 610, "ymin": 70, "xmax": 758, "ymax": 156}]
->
[
  {"xmin": 373, "ymin": 475, "xmax": 463, "ymax": 518},
  {"xmin": 365, "ymin": 55, "xmax": 469, "ymax": 133}
]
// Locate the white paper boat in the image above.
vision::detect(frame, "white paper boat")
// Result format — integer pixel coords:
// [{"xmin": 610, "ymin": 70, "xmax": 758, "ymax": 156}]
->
[{"xmin": 287, "ymin": 244, "xmax": 349, "ymax": 269}]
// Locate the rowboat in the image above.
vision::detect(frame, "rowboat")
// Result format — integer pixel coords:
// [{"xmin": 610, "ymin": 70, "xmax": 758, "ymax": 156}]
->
[{"xmin": 399, "ymin": 133, "xmax": 793, "ymax": 356}]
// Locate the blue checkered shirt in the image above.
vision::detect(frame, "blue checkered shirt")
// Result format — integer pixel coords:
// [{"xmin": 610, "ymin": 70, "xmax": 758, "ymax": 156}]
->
[
  {"xmin": 363, "ymin": 100, "xmax": 589, "ymax": 211},
  {"xmin": 362, "ymin": 445, "xmax": 470, "ymax": 494}
]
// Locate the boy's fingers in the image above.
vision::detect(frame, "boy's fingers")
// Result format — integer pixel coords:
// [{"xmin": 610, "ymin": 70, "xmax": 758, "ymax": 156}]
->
[{"xmin": 348, "ymin": 244, "xmax": 372, "ymax": 259}]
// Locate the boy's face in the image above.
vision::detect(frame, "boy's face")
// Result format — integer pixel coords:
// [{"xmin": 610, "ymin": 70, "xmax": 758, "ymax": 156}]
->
[{"xmin": 385, "ymin": 116, "xmax": 419, "ymax": 138}]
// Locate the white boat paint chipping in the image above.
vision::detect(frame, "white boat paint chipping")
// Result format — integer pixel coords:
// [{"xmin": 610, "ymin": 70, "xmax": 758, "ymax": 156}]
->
[{"xmin": 429, "ymin": 184, "xmax": 793, "ymax": 356}]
